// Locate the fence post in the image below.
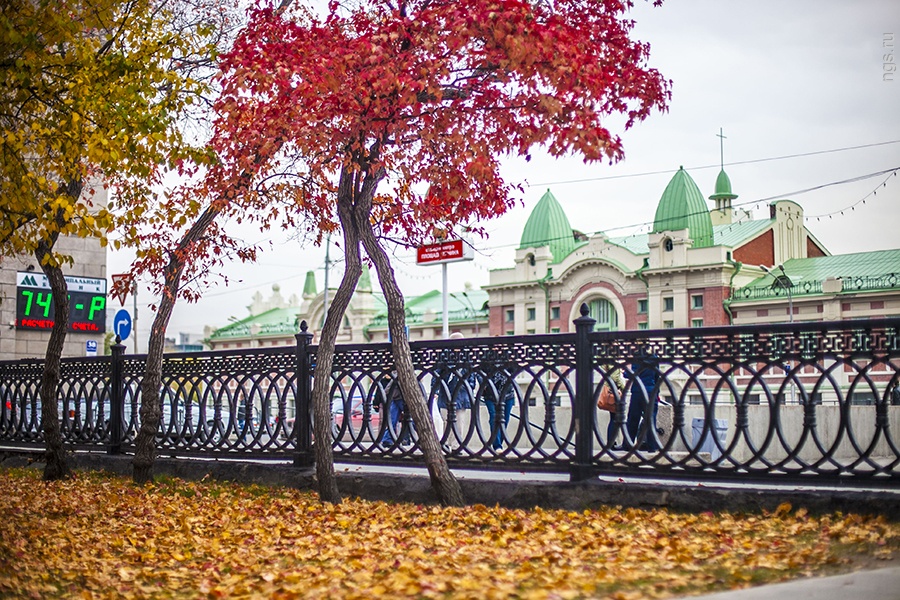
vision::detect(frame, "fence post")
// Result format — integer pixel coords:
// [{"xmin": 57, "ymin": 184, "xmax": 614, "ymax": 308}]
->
[
  {"xmin": 108, "ymin": 336, "xmax": 125, "ymax": 455},
  {"xmin": 571, "ymin": 303, "xmax": 596, "ymax": 482},
  {"xmin": 294, "ymin": 321, "xmax": 315, "ymax": 467}
]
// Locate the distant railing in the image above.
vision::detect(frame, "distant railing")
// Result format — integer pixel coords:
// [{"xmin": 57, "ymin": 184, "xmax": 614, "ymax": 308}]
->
[
  {"xmin": 731, "ymin": 272, "xmax": 900, "ymax": 301},
  {"xmin": 1, "ymin": 314, "xmax": 898, "ymax": 485}
]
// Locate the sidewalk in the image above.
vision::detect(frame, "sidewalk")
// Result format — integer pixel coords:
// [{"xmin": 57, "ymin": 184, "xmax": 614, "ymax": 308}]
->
[{"xmin": 675, "ymin": 566, "xmax": 900, "ymax": 600}]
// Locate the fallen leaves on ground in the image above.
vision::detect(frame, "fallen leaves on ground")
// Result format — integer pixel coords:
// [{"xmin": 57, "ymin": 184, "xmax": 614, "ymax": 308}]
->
[{"xmin": 0, "ymin": 467, "xmax": 897, "ymax": 599}]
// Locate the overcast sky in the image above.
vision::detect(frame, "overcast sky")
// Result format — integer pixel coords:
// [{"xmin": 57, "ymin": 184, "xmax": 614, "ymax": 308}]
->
[{"xmin": 108, "ymin": 0, "xmax": 900, "ymax": 348}]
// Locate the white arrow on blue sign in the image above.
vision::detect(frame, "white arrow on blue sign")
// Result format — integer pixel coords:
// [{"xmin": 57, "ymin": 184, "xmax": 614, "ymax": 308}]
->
[{"xmin": 114, "ymin": 309, "xmax": 132, "ymax": 341}]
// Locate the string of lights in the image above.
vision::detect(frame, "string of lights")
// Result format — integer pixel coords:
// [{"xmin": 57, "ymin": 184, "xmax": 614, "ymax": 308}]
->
[{"xmin": 807, "ymin": 170, "xmax": 898, "ymax": 221}]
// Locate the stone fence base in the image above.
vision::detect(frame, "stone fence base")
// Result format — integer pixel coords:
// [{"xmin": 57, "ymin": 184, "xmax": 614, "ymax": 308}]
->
[{"xmin": 2, "ymin": 449, "xmax": 898, "ymax": 520}]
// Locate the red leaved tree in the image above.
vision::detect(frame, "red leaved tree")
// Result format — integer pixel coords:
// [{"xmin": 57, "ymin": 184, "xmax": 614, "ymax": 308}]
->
[
  {"xmin": 113, "ymin": 0, "xmax": 301, "ymax": 485},
  {"xmin": 214, "ymin": 0, "xmax": 670, "ymax": 504}
]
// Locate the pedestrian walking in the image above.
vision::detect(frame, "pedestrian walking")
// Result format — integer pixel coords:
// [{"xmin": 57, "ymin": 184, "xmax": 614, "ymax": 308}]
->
[
  {"xmin": 602, "ymin": 363, "xmax": 626, "ymax": 448},
  {"xmin": 376, "ymin": 371, "xmax": 409, "ymax": 448},
  {"xmin": 431, "ymin": 331, "xmax": 477, "ymax": 451},
  {"xmin": 625, "ymin": 346, "xmax": 660, "ymax": 451},
  {"xmin": 481, "ymin": 363, "xmax": 516, "ymax": 450}
]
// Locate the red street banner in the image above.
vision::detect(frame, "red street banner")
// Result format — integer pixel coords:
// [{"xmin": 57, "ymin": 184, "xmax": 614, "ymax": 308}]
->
[
  {"xmin": 110, "ymin": 274, "xmax": 132, "ymax": 305},
  {"xmin": 416, "ymin": 239, "xmax": 474, "ymax": 265}
]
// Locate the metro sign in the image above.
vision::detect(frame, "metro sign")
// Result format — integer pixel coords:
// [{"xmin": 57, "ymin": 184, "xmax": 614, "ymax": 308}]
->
[{"xmin": 415, "ymin": 239, "xmax": 474, "ymax": 265}]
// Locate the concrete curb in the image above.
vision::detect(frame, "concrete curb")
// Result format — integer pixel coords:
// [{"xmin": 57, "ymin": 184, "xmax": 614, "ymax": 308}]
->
[
  {"xmin": 672, "ymin": 566, "xmax": 900, "ymax": 599},
  {"xmin": 2, "ymin": 450, "xmax": 898, "ymax": 519}
]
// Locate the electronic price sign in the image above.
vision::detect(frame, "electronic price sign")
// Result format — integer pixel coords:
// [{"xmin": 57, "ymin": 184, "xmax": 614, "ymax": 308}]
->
[{"xmin": 15, "ymin": 272, "xmax": 107, "ymax": 333}]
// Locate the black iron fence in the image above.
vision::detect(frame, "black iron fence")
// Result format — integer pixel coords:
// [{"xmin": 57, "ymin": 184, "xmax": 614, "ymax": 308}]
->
[{"xmin": 1, "ymin": 311, "xmax": 899, "ymax": 485}]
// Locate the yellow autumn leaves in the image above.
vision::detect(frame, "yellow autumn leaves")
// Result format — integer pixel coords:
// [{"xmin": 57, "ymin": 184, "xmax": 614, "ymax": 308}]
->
[
  {"xmin": 0, "ymin": 0, "xmax": 207, "ymax": 263},
  {"xmin": 0, "ymin": 467, "xmax": 897, "ymax": 599}
]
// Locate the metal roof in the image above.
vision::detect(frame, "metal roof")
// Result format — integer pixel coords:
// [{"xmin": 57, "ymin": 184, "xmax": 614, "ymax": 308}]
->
[
  {"xmin": 711, "ymin": 219, "xmax": 772, "ymax": 248},
  {"xmin": 606, "ymin": 218, "xmax": 772, "ymax": 257},
  {"xmin": 733, "ymin": 249, "xmax": 900, "ymax": 302},
  {"xmin": 368, "ymin": 289, "xmax": 490, "ymax": 328},
  {"xmin": 607, "ymin": 233, "xmax": 650, "ymax": 255},
  {"xmin": 209, "ymin": 307, "xmax": 302, "ymax": 340}
]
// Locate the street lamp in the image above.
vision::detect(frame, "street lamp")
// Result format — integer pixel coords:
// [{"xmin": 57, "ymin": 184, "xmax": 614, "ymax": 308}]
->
[
  {"xmin": 760, "ymin": 264, "xmax": 794, "ymax": 323},
  {"xmin": 450, "ymin": 290, "xmax": 479, "ymax": 335},
  {"xmin": 760, "ymin": 264, "xmax": 796, "ymax": 404}
]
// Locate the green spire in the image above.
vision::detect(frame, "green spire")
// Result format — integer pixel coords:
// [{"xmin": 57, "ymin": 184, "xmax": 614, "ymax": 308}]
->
[
  {"xmin": 303, "ymin": 271, "xmax": 317, "ymax": 297},
  {"xmin": 652, "ymin": 167, "xmax": 714, "ymax": 248},
  {"xmin": 709, "ymin": 169, "xmax": 738, "ymax": 202},
  {"xmin": 519, "ymin": 189, "xmax": 577, "ymax": 263},
  {"xmin": 710, "ymin": 128, "xmax": 737, "ymax": 203},
  {"xmin": 359, "ymin": 264, "xmax": 372, "ymax": 291}
]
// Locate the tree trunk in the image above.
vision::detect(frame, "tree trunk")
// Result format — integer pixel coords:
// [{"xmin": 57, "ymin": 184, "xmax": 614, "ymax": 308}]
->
[
  {"xmin": 358, "ymin": 220, "xmax": 465, "ymax": 507},
  {"xmin": 309, "ymin": 166, "xmax": 370, "ymax": 504},
  {"xmin": 35, "ymin": 245, "xmax": 70, "ymax": 481},
  {"xmin": 132, "ymin": 205, "xmax": 221, "ymax": 484},
  {"xmin": 35, "ymin": 181, "xmax": 82, "ymax": 481}
]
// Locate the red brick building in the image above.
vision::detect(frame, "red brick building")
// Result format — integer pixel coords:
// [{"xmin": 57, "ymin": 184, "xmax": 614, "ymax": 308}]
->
[{"xmin": 485, "ymin": 166, "xmax": 900, "ymax": 333}]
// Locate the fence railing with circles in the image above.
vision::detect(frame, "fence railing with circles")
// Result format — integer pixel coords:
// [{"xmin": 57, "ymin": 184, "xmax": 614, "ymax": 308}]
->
[{"xmin": 1, "ymin": 312, "xmax": 898, "ymax": 485}]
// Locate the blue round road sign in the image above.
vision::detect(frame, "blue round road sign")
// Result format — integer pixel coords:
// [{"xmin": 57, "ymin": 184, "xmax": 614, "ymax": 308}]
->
[{"xmin": 114, "ymin": 309, "xmax": 132, "ymax": 341}]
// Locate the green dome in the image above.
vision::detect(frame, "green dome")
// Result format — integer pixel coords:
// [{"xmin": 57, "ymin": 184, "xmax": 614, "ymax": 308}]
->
[
  {"xmin": 652, "ymin": 167, "xmax": 714, "ymax": 248},
  {"xmin": 519, "ymin": 189, "xmax": 577, "ymax": 263},
  {"xmin": 709, "ymin": 169, "xmax": 738, "ymax": 201}
]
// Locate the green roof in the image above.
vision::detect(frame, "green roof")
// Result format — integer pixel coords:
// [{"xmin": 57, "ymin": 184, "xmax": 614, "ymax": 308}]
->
[
  {"xmin": 709, "ymin": 169, "xmax": 738, "ymax": 201},
  {"xmin": 711, "ymin": 219, "xmax": 772, "ymax": 248},
  {"xmin": 519, "ymin": 189, "xmax": 580, "ymax": 263},
  {"xmin": 368, "ymin": 289, "xmax": 490, "ymax": 328},
  {"xmin": 652, "ymin": 167, "xmax": 714, "ymax": 248},
  {"xmin": 209, "ymin": 307, "xmax": 301, "ymax": 340},
  {"xmin": 733, "ymin": 249, "xmax": 900, "ymax": 302},
  {"xmin": 607, "ymin": 218, "xmax": 771, "ymax": 256},
  {"xmin": 607, "ymin": 233, "xmax": 650, "ymax": 255}
]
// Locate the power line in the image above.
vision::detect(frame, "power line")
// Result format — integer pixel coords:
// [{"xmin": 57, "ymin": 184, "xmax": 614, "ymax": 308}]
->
[
  {"xmin": 168, "ymin": 159, "xmax": 900, "ymax": 299},
  {"xmin": 525, "ymin": 139, "xmax": 900, "ymax": 188},
  {"xmin": 389, "ymin": 165, "xmax": 900, "ymax": 258}
]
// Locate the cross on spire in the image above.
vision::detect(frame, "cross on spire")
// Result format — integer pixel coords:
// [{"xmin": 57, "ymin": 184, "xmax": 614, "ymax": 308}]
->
[{"xmin": 716, "ymin": 127, "xmax": 727, "ymax": 170}]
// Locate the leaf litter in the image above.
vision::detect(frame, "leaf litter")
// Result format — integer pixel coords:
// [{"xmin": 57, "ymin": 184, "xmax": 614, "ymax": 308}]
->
[{"xmin": 0, "ymin": 467, "xmax": 897, "ymax": 599}]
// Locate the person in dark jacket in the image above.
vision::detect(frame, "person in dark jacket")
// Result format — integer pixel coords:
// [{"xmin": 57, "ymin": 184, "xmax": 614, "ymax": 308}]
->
[
  {"xmin": 625, "ymin": 346, "xmax": 660, "ymax": 451},
  {"xmin": 433, "ymin": 333, "xmax": 476, "ymax": 412},
  {"xmin": 377, "ymin": 372, "xmax": 409, "ymax": 447},
  {"xmin": 431, "ymin": 332, "xmax": 478, "ymax": 451},
  {"xmin": 482, "ymin": 365, "xmax": 516, "ymax": 450}
]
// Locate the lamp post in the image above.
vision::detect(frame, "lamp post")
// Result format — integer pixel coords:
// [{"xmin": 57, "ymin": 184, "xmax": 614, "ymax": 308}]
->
[
  {"xmin": 760, "ymin": 264, "xmax": 796, "ymax": 403},
  {"xmin": 450, "ymin": 290, "xmax": 479, "ymax": 335},
  {"xmin": 760, "ymin": 264, "xmax": 794, "ymax": 322}
]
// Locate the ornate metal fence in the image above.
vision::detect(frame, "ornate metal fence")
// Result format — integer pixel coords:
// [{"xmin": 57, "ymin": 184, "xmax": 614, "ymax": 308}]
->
[{"xmin": 1, "ymin": 314, "xmax": 898, "ymax": 485}]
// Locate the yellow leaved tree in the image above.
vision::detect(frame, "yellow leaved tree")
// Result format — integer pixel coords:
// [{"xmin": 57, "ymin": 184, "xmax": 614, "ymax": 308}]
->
[{"xmin": 0, "ymin": 0, "xmax": 210, "ymax": 480}]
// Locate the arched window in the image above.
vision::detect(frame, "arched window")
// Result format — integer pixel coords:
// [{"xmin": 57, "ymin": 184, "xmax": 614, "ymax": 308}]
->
[{"xmin": 588, "ymin": 298, "xmax": 619, "ymax": 332}]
